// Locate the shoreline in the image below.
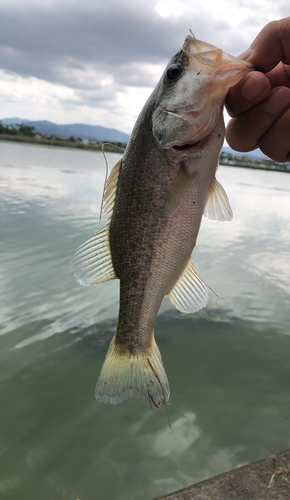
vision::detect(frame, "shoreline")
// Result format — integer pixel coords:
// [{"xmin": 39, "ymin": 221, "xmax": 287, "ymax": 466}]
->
[
  {"xmin": 0, "ymin": 134, "xmax": 123, "ymax": 153},
  {"xmin": 219, "ymin": 162, "xmax": 290, "ymax": 173},
  {"xmin": 155, "ymin": 448, "xmax": 290, "ymax": 500},
  {"xmin": 1, "ymin": 135, "xmax": 289, "ymax": 172}
]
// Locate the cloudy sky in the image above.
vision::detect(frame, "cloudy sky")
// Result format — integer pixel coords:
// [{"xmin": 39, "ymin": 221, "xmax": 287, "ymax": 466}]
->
[{"xmin": 0, "ymin": 0, "xmax": 289, "ymax": 134}]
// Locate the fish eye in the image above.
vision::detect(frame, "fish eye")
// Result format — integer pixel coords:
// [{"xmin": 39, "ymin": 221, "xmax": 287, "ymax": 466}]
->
[{"xmin": 166, "ymin": 64, "xmax": 183, "ymax": 81}]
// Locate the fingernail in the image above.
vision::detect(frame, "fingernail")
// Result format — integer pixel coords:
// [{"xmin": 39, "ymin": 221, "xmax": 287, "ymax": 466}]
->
[
  {"xmin": 241, "ymin": 73, "xmax": 264, "ymax": 100},
  {"xmin": 264, "ymin": 88, "xmax": 290, "ymax": 114},
  {"xmin": 238, "ymin": 48, "xmax": 254, "ymax": 61}
]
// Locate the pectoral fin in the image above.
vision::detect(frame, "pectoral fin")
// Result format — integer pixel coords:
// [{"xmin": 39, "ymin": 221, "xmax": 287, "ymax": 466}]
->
[
  {"xmin": 165, "ymin": 167, "xmax": 193, "ymax": 217},
  {"xmin": 203, "ymin": 177, "xmax": 233, "ymax": 221},
  {"xmin": 167, "ymin": 257, "xmax": 209, "ymax": 313}
]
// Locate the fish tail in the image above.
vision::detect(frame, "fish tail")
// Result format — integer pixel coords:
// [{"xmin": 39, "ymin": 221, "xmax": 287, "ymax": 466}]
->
[{"xmin": 95, "ymin": 333, "xmax": 170, "ymax": 407}]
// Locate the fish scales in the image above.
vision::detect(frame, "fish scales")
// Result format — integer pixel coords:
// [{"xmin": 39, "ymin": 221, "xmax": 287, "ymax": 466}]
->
[
  {"xmin": 111, "ymin": 146, "xmax": 190, "ymax": 346},
  {"xmin": 70, "ymin": 35, "xmax": 252, "ymax": 408}
]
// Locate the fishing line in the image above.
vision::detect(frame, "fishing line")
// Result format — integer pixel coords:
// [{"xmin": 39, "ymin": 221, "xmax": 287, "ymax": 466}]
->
[
  {"xmin": 147, "ymin": 357, "xmax": 172, "ymax": 430},
  {"xmin": 100, "ymin": 142, "xmax": 125, "ymax": 222}
]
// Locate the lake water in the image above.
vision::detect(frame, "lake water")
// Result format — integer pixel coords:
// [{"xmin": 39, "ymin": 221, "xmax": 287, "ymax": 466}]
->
[{"xmin": 0, "ymin": 140, "xmax": 290, "ymax": 500}]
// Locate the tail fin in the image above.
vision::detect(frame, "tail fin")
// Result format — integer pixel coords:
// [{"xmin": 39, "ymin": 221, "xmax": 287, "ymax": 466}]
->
[{"xmin": 95, "ymin": 333, "xmax": 170, "ymax": 407}]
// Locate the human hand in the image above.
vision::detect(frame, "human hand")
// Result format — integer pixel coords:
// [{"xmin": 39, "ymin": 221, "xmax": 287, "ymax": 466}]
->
[{"xmin": 226, "ymin": 17, "xmax": 290, "ymax": 162}]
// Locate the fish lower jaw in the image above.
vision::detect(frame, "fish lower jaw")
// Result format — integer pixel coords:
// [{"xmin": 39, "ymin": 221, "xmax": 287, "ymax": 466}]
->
[{"xmin": 170, "ymin": 134, "xmax": 211, "ymax": 156}]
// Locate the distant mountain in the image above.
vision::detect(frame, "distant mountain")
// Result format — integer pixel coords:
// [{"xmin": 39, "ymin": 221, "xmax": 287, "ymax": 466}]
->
[
  {"xmin": 1, "ymin": 117, "xmax": 26, "ymax": 125},
  {"xmin": 1, "ymin": 118, "xmax": 130, "ymax": 143}
]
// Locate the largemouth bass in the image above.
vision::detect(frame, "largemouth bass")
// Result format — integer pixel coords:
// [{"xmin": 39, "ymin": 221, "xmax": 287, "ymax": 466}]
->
[{"xmin": 70, "ymin": 35, "xmax": 252, "ymax": 408}]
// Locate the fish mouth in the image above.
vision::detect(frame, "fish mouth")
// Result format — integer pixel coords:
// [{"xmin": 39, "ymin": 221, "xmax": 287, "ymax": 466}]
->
[
  {"xmin": 172, "ymin": 141, "xmax": 199, "ymax": 152},
  {"xmin": 165, "ymin": 103, "xmax": 221, "ymax": 155},
  {"xmin": 171, "ymin": 135, "xmax": 210, "ymax": 154}
]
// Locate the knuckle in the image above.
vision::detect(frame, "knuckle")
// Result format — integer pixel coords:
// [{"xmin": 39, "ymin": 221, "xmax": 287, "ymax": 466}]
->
[
  {"xmin": 262, "ymin": 20, "xmax": 279, "ymax": 37},
  {"xmin": 277, "ymin": 17, "xmax": 290, "ymax": 39}
]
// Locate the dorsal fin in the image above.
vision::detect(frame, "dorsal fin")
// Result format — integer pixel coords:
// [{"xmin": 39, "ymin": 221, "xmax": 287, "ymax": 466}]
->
[
  {"xmin": 70, "ymin": 159, "xmax": 122, "ymax": 286},
  {"xmin": 203, "ymin": 177, "xmax": 233, "ymax": 221},
  {"xmin": 103, "ymin": 159, "xmax": 122, "ymax": 221}
]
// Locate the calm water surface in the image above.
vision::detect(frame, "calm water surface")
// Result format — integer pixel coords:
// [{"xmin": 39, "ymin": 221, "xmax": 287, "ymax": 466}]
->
[{"xmin": 0, "ymin": 141, "xmax": 290, "ymax": 499}]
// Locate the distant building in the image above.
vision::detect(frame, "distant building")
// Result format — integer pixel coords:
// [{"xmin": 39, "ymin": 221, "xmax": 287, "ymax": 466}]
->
[
  {"xmin": 88, "ymin": 137, "xmax": 98, "ymax": 144},
  {"xmin": 55, "ymin": 134, "xmax": 69, "ymax": 141}
]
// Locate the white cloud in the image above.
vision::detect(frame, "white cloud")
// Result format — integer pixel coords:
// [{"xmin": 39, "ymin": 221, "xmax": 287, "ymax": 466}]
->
[
  {"xmin": 0, "ymin": 0, "xmax": 289, "ymax": 131},
  {"xmin": 0, "ymin": 68, "xmax": 155, "ymax": 133},
  {"xmin": 116, "ymin": 86, "xmax": 153, "ymax": 118},
  {"xmin": 155, "ymin": 0, "xmax": 186, "ymax": 18},
  {"xmin": 0, "ymin": 70, "xmax": 78, "ymax": 109}
]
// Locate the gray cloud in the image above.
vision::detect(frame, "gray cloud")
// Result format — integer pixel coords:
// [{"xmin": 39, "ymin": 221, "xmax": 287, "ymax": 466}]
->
[
  {"xmin": 1, "ymin": 0, "xmax": 289, "ymax": 131},
  {"xmin": 0, "ymin": 2, "xmax": 172, "ymax": 82},
  {"xmin": 0, "ymin": 0, "xmax": 254, "ymax": 91}
]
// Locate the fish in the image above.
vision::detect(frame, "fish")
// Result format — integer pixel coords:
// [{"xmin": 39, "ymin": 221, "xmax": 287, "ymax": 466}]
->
[{"xmin": 70, "ymin": 35, "xmax": 252, "ymax": 409}]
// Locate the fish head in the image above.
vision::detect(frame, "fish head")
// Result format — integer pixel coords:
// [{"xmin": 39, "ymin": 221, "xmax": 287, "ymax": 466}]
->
[{"xmin": 152, "ymin": 34, "xmax": 253, "ymax": 153}]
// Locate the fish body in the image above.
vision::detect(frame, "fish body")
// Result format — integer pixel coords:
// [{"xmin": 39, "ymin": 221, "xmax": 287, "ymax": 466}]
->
[{"xmin": 70, "ymin": 35, "xmax": 252, "ymax": 407}]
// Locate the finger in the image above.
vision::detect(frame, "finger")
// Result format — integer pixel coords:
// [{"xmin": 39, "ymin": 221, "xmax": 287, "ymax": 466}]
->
[
  {"xmin": 226, "ymin": 71, "xmax": 271, "ymax": 117},
  {"xmin": 246, "ymin": 18, "xmax": 290, "ymax": 72},
  {"xmin": 266, "ymin": 61, "xmax": 290, "ymax": 88},
  {"xmin": 258, "ymin": 108, "xmax": 290, "ymax": 162},
  {"xmin": 226, "ymin": 86, "xmax": 290, "ymax": 153}
]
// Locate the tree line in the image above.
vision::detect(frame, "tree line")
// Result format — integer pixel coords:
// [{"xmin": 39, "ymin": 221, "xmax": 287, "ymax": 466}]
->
[{"xmin": 0, "ymin": 121, "xmax": 36, "ymax": 137}]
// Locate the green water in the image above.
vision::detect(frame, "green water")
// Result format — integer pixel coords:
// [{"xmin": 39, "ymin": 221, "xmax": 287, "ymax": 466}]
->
[{"xmin": 0, "ymin": 141, "xmax": 290, "ymax": 499}]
